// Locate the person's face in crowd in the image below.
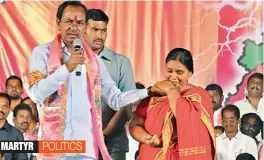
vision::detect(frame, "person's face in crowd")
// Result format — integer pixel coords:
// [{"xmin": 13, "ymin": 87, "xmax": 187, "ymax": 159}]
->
[
  {"xmin": 214, "ymin": 128, "xmax": 224, "ymax": 137},
  {"xmin": 57, "ymin": 6, "xmax": 87, "ymax": 47},
  {"xmin": 13, "ymin": 110, "xmax": 32, "ymax": 133},
  {"xmin": 84, "ymin": 20, "xmax": 107, "ymax": 52},
  {"xmin": 247, "ymin": 77, "xmax": 263, "ymax": 98},
  {"xmin": 241, "ymin": 117, "xmax": 260, "ymax": 139},
  {"xmin": 6, "ymin": 79, "xmax": 23, "ymax": 100},
  {"xmin": 207, "ymin": 90, "xmax": 223, "ymax": 111},
  {"xmin": 22, "ymin": 99, "xmax": 38, "ymax": 122},
  {"xmin": 0, "ymin": 97, "xmax": 10, "ymax": 120},
  {"xmin": 165, "ymin": 60, "xmax": 192, "ymax": 91},
  {"xmin": 222, "ymin": 110, "xmax": 240, "ymax": 134}
]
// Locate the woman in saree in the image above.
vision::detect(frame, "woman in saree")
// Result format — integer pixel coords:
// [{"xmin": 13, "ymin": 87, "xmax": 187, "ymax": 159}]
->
[{"xmin": 129, "ymin": 48, "xmax": 216, "ymax": 160}]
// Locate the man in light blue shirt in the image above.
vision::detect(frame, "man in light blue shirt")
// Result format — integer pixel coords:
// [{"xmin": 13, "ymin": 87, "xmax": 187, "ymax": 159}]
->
[
  {"xmin": 28, "ymin": 1, "xmax": 149, "ymax": 160},
  {"xmin": 84, "ymin": 9, "xmax": 135, "ymax": 160}
]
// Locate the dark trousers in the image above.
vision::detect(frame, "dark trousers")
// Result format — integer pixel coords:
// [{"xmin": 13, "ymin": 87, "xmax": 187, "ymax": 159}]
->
[{"xmin": 99, "ymin": 152, "xmax": 126, "ymax": 160}]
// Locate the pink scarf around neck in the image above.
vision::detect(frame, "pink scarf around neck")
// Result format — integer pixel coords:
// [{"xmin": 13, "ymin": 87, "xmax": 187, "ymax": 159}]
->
[{"xmin": 34, "ymin": 34, "xmax": 111, "ymax": 159}]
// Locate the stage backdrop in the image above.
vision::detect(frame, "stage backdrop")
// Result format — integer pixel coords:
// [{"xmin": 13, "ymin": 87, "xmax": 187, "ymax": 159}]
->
[
  {"xmin": 0, "ymin": 1, "xmax": 263, "ymax": 108},
  {"xmin": 0, "ymin": 1, "xmax": 263, "ymax": 159},
  {"xmin": 0, "ymin": 1, "xmax": 263, "ymax": 111}
]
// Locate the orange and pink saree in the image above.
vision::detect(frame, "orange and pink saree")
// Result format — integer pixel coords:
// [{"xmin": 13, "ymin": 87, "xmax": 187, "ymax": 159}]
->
[{"xmin": 136, "ymin": 86, "xmax": 216, "ymax": 160}]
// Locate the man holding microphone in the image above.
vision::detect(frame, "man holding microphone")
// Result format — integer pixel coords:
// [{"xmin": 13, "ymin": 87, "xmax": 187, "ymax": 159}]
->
[{"xmin": 28, "ymin": 1, "xmax": 174, "ymax": 160}]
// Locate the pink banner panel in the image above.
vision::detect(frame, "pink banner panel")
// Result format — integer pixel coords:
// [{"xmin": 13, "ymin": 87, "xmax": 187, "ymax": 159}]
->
[{"xmin": 0, "ymin": 1, "xmax": 263, "ymax": 105}]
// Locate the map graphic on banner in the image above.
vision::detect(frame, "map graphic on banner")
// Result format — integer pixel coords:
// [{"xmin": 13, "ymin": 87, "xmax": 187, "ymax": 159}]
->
[
  {"xmin": 240, "ymin": 36, "xmax": 263, "ymax": 72},
  {"xmin": 226, "ymin": 33, "xmax": 263, "ymax": 104}
]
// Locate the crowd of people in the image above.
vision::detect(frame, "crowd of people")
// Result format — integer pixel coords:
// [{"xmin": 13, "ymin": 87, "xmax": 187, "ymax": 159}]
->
[{"xmin": 0, "ymin": 1, "xmax": 263, "ymax": 160}]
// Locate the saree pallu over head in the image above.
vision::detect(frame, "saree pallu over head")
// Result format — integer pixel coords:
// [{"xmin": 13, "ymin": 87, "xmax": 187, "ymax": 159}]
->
[
  {"xmin": 137, "ymin": 86, "xmax": 216, "ymax": 160},
  {"xmin": 28, "ymin": 34, "xmax": 111, "ymax": 160}
]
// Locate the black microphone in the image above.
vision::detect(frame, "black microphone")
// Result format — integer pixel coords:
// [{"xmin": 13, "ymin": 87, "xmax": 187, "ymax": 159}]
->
[{"xmin": 73, "ymin": 39, "xmax": 82, "ymax": 76}]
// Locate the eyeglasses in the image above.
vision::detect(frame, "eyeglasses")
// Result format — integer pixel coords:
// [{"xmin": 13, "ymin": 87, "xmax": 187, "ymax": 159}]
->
[{"xmin": 222, "ymin": 118, "xmax": 237, "ymax": 124}]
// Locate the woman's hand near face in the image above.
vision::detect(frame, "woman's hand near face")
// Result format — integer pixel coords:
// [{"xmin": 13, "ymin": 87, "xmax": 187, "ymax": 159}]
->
[{"xmin": 151, "ymin": 80, "xmax": 177, "ymax": 95}]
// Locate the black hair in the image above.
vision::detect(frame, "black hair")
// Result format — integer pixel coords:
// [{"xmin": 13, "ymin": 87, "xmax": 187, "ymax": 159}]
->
[
  {"xmin": 5, "ymin": 75, "xmax": 23, "ymax": 88},
  {"xmin": 21, "ymin": 97, "xmax": 31, "ymax": 104},
  {"xmin": 86, "ymin": 9, "xmax": 109, "ymax": 23},
  {"xmin": 57, "ymin": 1, "xmax": 88, "ymax": 23},
  {"xmin": 135, "ymin": 82, "xmax": 145, "ymax": 89},
  {"xmin": 214, "ymin": 126, "xmax": 224, "ymax": 132},
  {"xmin": 205, "ymin": 84, "xmax": 223, "ymax": 96},
  {"xmin": 247, "ymin": 72, "xmax": 263, "ymax": 84},
  {"xmin": 236, "ymin": 153, "xmax": 256, "ymax": 160},
  {"xmin": 134, "ymin": 150, "xmax": 139, "ymax": 160},
  {"xmin": 166, "ymin": 48, "xmax": 193, "ymax": 73},
  {"xmin": 13, "ymin": 104, "xmax": 32, "ymax": 118},
  {"xmin": 221, "ymin": 104, "xmax": 240, "ymax": 119},
  {"xmin": 21, "ymin": 97, "xmax": 39, "ymax": 122},
  {"xmin": 0, "ymin": 92, "xmax": 11, "ymax": 106}
]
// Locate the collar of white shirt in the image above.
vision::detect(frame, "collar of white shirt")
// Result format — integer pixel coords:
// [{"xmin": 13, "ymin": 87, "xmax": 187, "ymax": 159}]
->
[
  {"xmin": 243, "ymin": 97, "xmax": 263, "ymax": 103},
  {"xmin": 220, "ymin": 131, "xmax": 242, "ymax": 140}
]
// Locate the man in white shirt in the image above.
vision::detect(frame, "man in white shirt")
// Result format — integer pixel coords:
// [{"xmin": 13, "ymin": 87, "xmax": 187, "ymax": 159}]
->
[
  {"xmin": 216, "ymin": 104, "xmax": 258, "ymax": 160},
  {"xmin": 234, "ymin": 73, "xmax": 264, "ymax": 121},
  {"xmin": 205, "ymin": 84, "xmax": 224, "ymax": 126}
]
